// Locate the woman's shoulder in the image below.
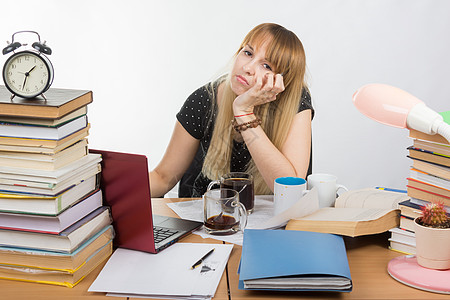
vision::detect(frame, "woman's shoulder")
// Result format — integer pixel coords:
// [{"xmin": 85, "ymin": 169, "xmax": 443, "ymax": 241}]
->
[
  {"xmin": 190, "ymin": 77, "xmax": 224, "ymax": 98},
  {"xmin": 298, "ymin": 87, "xmax": 314, "ymax": 119},
  {"xmin": 187, "ymin": 84, "xmax": 212, "ymax": 101}
]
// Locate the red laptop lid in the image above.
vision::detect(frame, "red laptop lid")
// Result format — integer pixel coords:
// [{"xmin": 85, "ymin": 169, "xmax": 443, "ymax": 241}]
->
[{"xmin": 90, "ymin": 149, "xmax": 156, "ymax": 253}]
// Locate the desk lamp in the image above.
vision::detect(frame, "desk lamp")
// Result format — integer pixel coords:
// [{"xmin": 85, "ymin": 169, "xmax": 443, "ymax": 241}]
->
[{"xmin": 352, "ymin": 83, "xmax": 450, "ymax": 143}]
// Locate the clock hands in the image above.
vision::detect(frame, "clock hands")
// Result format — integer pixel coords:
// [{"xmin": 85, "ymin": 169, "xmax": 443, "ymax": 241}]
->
[
  {"xmin": 22, "ymin": 74, "xmax": 28, "ymax": 90},
  {"xmin": 21, "ymin": 65, "xmax": 37, "ymax": 90},
  {"xmin": 27, "ymin": 65, "xmax": 37, "ymax": 74}
]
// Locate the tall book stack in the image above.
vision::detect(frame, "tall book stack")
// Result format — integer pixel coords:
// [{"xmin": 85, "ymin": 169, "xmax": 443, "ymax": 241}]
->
[
  {"xmin": 0, "ymin": 86, "xmax": 113, "ymax": 287},
  {"xmin": 389, "ymin": 111, "xmax": 450, "ymax": 255}
]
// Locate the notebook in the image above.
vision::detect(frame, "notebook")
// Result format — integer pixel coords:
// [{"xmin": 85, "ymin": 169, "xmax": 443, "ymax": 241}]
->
[{"xmin": 89, "ymin": 149, "xmax": 203, "ymax": 254}]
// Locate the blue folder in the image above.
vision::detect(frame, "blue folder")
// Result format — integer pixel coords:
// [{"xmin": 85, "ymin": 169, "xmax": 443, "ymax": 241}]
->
[{"xmin": 239, "ymin": 229, "xmax": 352, "ymax": 292}]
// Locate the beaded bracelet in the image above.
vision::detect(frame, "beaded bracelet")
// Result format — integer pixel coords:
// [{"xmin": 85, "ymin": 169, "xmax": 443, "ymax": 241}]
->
[{"xmin": 232, "ymin": 118, "xmax": 262, "ymax": 133}]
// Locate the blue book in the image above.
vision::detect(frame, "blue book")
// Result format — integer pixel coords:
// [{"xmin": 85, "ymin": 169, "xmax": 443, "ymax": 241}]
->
[{"xmin": 239, "ymin": 229, "xmax": 352, "ymax": 292}]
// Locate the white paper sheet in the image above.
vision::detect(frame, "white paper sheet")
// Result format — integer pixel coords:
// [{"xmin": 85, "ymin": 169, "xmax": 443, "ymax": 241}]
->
[
  {"xmin": 106, "ymin": 293, "xmax": 210, "ymax": 299},
  {"xmin": 88, "ymin": 243, "xmax": 233, "ymax": 299},
  {"xmin": 167, "ymin": 191, "xmax": 320, "ymax": 245}
]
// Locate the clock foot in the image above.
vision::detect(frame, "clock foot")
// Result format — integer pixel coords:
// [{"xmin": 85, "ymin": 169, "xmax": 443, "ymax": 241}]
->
[
  {"xmin": 10, "ymin": 94, "xmax": 15, "ymax": 101},
  {"xmin": 41, "ymin": 93, "xmax": 47, "ymax": 101}
]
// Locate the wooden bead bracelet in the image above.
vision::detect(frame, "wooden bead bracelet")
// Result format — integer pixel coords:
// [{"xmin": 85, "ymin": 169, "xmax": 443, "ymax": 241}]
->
[{"xmin": 232, "ymin": 118, "xmax": 262, "ymax": 133}]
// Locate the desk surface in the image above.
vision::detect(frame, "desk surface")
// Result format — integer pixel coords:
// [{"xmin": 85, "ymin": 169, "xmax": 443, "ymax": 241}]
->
[{"xmin": 1, "ymin": 198, "xmax": 449, "ymax": 300}]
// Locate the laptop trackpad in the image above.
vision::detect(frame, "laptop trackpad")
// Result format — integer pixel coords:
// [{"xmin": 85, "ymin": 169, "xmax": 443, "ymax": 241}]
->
[
  {"xmin": 153, "ymin": 215, "xmax": 202, "ymax": 231},
  {"xmin": 153, "ymin": 215, "xmax": 170, "ymax": 226},
  {"xmin": 153, "ymin": 215, "xmax": 189, "ymax": 229}
]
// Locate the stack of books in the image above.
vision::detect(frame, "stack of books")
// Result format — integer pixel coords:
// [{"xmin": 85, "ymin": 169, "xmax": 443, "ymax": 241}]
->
[
  {"xmin": 389, "ymin": 110, "xmax": 450, "ymax": 255},
  {"xmin": 0, "ymin": 86, "xmax": 113, "ymax": 287},
  {"xmin": 388, "ymin": 198, "xmax": 422, "ymax": 255}
]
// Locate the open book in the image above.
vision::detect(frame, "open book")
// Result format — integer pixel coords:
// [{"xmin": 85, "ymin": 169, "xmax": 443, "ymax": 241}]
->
[{"xmin": 285, "ymin": 188, "xmax": 410, "ymax": 237}]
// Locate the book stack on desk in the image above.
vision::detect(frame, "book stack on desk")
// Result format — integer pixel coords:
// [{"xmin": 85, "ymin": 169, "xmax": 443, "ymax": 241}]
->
[
  {"xmin": 388, "ymin": 200, "xmax": 421, "ymax": 255},
  {"xmin": 406, "ymin": 111, "xmax": 450, "ymax": 210},
  {"xmin": 388, "ymin": 227, "xmax": 416, "ymax": 255},
  {"xmin": 389, "ymin": 110, "xmax": 450, "ymax": 255},
  {"xmin": 0, "ymin": 86, "xmax": 113, "ymax": 287}
]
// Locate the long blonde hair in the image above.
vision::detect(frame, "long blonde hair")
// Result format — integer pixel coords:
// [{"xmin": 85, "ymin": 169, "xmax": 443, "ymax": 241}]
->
[{"xmin": 202, "ymin": 23, "xmax": 307, "ymax": 194}]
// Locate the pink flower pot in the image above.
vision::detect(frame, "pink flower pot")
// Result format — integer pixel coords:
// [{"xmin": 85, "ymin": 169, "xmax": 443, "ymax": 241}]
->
[{"xmin": 414, "ymin": 217, "xmax": 450, "ymax": 270}]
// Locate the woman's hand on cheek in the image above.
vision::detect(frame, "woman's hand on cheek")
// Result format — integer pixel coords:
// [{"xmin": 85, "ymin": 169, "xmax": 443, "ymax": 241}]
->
[{"xmin": 233, "ymin": 71, "xmax": 285, "ymax": 115}]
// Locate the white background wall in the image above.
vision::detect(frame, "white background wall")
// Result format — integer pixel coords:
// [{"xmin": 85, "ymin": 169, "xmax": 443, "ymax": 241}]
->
[{"xmin": 1, "ymin": 0, "xmax": 449, "ymax": 193}]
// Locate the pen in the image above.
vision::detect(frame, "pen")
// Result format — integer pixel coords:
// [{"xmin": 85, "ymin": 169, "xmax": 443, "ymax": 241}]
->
[
  {"xmin": 191, "ymin": 248, "xmax": 215, "ymax": 270},
  {"xmin": 375, "ymin": 187, "xmax": 407, "ymax": 193}
]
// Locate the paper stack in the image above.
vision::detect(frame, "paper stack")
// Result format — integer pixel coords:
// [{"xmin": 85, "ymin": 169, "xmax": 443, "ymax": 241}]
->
[
  {"xmin": 0, "ymin": 86, "xmax": 113, "ymax": 287},
  {"xmin": 89, "ymin": 243, "xmax": 233, "ymax": 299}
]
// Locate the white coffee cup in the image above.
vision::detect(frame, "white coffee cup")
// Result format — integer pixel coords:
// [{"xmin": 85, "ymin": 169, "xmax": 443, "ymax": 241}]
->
[
  {"xmin": 273, "ymin": 177, "xmax": 309, "ymax": 215},
  {"xmin": 307, "ymin": 173, "xmax": 348, "ymax": 207}
]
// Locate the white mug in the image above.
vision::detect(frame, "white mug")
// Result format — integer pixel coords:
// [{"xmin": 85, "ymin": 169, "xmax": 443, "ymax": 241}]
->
[
  {"xmin": 273, "ymin": 177, "xmax": 309, "ymax": 215},
  {"xmin": 307, "ymin": 173, "xmax": 348, "ymax": 207}
]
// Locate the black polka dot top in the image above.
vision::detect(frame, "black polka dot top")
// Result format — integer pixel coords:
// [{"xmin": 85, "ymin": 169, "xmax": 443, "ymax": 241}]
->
[{"xmin": 176, "ymin": 82, "xmax": 314, "ymax": 197}]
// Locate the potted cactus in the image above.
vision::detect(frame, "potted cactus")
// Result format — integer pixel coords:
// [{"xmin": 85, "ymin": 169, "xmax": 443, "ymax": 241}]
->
[{"xmin": 414, "ymin": 201, "xmax": 450, "ymax": 270}]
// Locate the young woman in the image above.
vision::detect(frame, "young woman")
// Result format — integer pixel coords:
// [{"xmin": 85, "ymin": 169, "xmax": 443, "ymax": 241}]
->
[{"xmin": 150, "ymin": 23, "xmax": 314, "ymax": 197}]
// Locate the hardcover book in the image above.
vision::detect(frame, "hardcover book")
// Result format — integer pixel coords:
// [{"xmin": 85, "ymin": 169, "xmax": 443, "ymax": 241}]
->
[
  {"xmin": 0, "ymin": 153, "xmax": 101, "ymax": 186},
  {"xmin": 0, "ymin": 206, "xmax": 111, "ymax": 253},
  {"xmin": 0, "ymin": 239, "xmax": 112, "ymax": 287},
  {"xmin": 0, "ymin": 139, "xmax": 88, "ymax": 171},
  {"xmin": 0, "ymin": 125, "xmax": 89, "ymax": 149},
  {"xmin": 389, "ymin": 227, "xmax": 416, "ymax": 246},
  {"xmin": 0, "ymin": 86, "xmax": 93, "ymax": 119},
  {"xmin": 0, "ymin": 157, "xmax": 100, "ymax": 195},
  {"xmin": 407, "ymin": 177, "xmax": 450, "ymax": 198},
  {"xmin": 0, "ymin": 115, "xmax": 88, "ymax": 140},
  {"xmin": 0, "ymin": 180, "xmax": 99, "ymax": 216},
  {"xmin": 388, "ymin": 239, "xmax": 416, "ymax": 255},
  {"xmin": 0, "ymin": 106, "xmax": 87, "ymax": 127},
  {"xmin": 409, "ymin": 168, "xmax": 450, "ymax": 190},
  {"xmin": 398, "ymin": 199, "xmax": 422, "ymax": 219},
  {"xmin": 400, "ymin": 215, "xmax": 415, "ymax": 232},
  {"xmin": 408, "ymin": 147, "xmax": 450, "ymax": 168},
  {"xmin": 0, "ymin": 225, "xmax": 114, "ymax": 270},
  {"xmin": 413, "ymin": 139, "xmax": 450, "ymax": 157},
  {"xmin": 0, "ymin": 190, "xmax": 102, "ymax": 234},
  {"xmin": 411, "ymin": 159, "xmax": 450, "ymax": 181},
  {"xmin": 407, "ymin": 185, "xmax": 450, "ymax": 207}
]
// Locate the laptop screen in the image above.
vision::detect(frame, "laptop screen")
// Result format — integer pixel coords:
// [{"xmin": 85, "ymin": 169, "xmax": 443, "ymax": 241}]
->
[{"xmin": 89, "ymin": 149, "xmax": 157, "ymax": 253}]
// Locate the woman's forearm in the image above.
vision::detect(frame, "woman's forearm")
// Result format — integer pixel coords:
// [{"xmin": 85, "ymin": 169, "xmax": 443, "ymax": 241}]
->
[{"xmin": 238, "ymin": 111, "xmax": 312, "ymax": 192}]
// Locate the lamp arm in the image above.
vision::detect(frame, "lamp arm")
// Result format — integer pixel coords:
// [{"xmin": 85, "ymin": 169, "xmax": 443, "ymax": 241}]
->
[
  {"xmin": 436, "ymin": 121, "xmax": 450, "ymax": 144},
  {"xmin": 406, "ymin": 103, "xmax": 450, "ymax": 143}
]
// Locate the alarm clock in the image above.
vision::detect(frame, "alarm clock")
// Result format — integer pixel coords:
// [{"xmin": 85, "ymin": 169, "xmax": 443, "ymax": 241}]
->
[{"xmin": 2, "ymin": 31, "xmax": 54, "ymax": 100}]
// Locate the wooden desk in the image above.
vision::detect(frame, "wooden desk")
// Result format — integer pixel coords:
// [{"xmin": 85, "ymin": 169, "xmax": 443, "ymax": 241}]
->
[
  {"xmin": 228, "ymin": 233, "xmax": 449, "ymax": 300},
  {"xmin": 154, "ymin": 198, "xmax": 450, "ymax": 300},
  {"xmin": 1, "ymin": 198, "xmax": 449, "ymax": 299}
]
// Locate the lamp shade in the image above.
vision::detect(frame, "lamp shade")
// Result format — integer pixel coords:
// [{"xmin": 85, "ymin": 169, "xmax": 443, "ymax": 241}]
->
[
  {"xmin": 352, "ymin": 83, "xmax": 423, "ymax": 128},
  {"xmin": 352, "ymin": 83, "xmax": 450, "ymax": 143}
]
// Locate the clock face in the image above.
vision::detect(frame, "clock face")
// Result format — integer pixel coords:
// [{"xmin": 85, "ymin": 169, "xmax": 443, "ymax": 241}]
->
[{"xmin": 2, "ymin": 51, "xmax": 54, "ymax": 98}]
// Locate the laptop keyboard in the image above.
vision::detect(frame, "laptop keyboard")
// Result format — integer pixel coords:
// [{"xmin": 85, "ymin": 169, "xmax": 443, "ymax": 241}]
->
[{"xmin": 153, "ymin": 226, "xmax": 179, "ymax": 244}]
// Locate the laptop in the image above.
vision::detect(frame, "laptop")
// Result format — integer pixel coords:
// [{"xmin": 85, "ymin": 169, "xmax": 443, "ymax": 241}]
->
[{"xmin": 89, "ymin": 149, "xmax": 203, "ymax": 253}]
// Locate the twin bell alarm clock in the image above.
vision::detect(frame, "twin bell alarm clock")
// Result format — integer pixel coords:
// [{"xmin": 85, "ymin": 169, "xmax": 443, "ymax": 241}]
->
[{"xmin": 2, "ymin": 30, "xmax": 54, "ymax": 100}]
